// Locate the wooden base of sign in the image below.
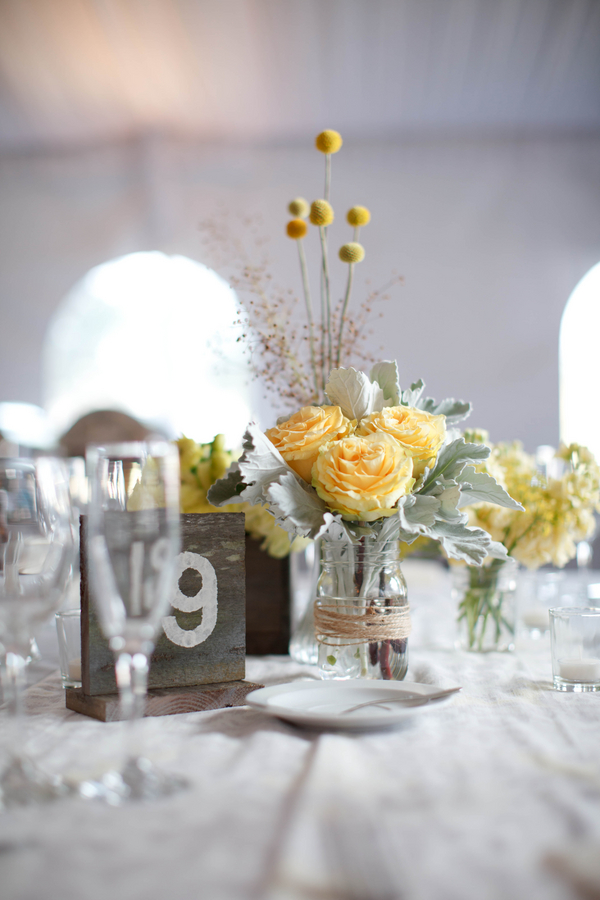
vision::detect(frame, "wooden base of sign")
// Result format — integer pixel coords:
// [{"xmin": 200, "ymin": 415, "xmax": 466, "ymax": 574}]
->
[{"xmin": 66, "ymin": 679, "xmax": 263, "ymax": 722}]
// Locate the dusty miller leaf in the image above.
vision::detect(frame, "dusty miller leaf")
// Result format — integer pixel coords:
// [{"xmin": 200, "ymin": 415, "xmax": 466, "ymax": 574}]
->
[
  {"xmin": 422, "ymin": 438, "xmax": 490, "ymax": 491},
  {"xmin": 415, "ymin": 396, "xmax": 471, "ymax": 425},
  {"xmin": 429, "ymin": 521, "xmax": 495, "ymax": 566},
  {"xmin": 396, "ymin": 494, "xmax": 441, "ymax": 542},
  {"xmin": 207, "ymin": 422, "xmax": 294, "ymax": 508},
  {"xmin": 369, "ymin": 361, "xmax": 400, "ymax": 406},
  {"xmin": 401, "ymin": 380, "xmax": 426, "ymax": 408},
  {"xmin": 488, "ymin": 541, "xmax": 509, "ymax": 560},
  {"xmin": 206, "ymin": 465, "xmax": 245, "ymax": 507},
  {"xmin": 266, "ymin": 473, "xmax": 333, "ymax": 540},
  {"xmin": 427, "ymin": 480, "xmax": 467, "ymax": 523},
  {"xmin": 457, "ymin": 466, "xmax": 524, "ymax": 511},
  {"xmin": 325, "ymin": 367, "xmax": 385, "ymax": 421}
]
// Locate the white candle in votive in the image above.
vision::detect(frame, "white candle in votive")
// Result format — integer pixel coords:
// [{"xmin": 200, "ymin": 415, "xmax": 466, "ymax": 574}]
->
[
  {"xmin": 68, "ymin": 657, "xmax": 82, "ymax": 682},
  {"xmin": 558, "ymin": 658, "xmax": 600, "ymax": 682},
  {"xmin": 523, "ymin": 608, "xmax": 549, "ymax": 630}
]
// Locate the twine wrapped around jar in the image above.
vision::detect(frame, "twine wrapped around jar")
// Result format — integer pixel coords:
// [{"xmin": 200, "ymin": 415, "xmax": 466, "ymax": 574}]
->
[{"xmin": 314, "ymin": 602, "xmax": 411, "ymax": 647}]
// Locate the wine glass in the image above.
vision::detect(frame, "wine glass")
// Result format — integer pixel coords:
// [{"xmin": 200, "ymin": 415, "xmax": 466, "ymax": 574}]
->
[
  {"xmin": 85, "ymin": 441, "xmax": 185, "ymax": 801},
  {"xmin": 0, "ymin": 457, "xmax": 75, "ymax": 808}
]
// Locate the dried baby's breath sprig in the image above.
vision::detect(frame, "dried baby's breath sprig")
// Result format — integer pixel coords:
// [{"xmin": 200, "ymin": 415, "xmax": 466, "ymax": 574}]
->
[
  {"xmin": 288, "ymin": 198, "xmax": 310, "ymax": 218},
  {"xmin": 286, "ymin": 219, "xmax": 307, "ymax": 239}
]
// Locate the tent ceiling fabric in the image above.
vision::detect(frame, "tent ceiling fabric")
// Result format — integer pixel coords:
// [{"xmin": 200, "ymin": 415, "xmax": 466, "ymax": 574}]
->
[{"xmin": 0, "ymin": 0, "xmax": 599, "ymax": 151}]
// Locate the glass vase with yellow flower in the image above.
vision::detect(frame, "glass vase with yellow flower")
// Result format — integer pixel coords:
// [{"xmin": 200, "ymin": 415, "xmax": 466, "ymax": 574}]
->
[
  {"xmin": 459, "ymin": 438, "xmax": 600, "ymax": 650},
  {"xmin": 209, "ymin": 363, "xmax": 522, "ymax": 680}
]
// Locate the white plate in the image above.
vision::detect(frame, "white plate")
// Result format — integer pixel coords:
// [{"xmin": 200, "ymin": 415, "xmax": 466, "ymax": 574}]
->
[{"xmin": 246, "ymin": 680, "xmax": 458, "ymax": 731}]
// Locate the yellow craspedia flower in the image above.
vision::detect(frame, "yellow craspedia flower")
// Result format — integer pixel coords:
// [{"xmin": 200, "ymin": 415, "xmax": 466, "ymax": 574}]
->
[
  {"xmin": 315, "ymin": 130, "xmax": 343, "ymax": 154},
  {"xmin": 288, "ymin": 197, "xmax": 310, "ymax": 218},
  {"xmin": 339, "ymin": 242, "xmax": 365, "ymax": 263},
  {"xmin": 347, "ymin": 206, "xmax": 371, "ymax": 227},
  {"xmin": 286, "ymin": 218, "xmax": 308, "ymax": 239},
  {"xmin": 309, "ymin": 199, "xmax": 334, "ymax": 226}
]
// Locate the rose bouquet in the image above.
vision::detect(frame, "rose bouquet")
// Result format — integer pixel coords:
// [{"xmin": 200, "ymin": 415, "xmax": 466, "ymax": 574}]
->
[
  {"xmin": 455, "ymin": 434, "xmax": 600, "ymax": 651},
  {"xmin": 208, "ymin": 363, "xmax": 522, "ymax": 678},
  {"xmin": 205, "ymin": 129, "xmax": 522, "ymax": 675}
]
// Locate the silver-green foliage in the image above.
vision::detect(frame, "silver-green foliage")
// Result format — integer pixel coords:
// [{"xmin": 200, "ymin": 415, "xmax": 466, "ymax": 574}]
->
[{"xmin": 207, "ymin": 364, "xmax": 523, "ymax": 565}]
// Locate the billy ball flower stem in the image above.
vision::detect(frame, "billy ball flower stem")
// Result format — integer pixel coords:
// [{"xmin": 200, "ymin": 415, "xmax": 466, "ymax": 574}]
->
[
  {"xmin": 319, "ymin": 227, "xmax": 333, "ymax": 379},
  {"xmin": 347, "ymin": 206, "xmax": 371, "ymax": 244},
  {"xmin": 337, "ymin": 263, "xmax": 355, "ymax": 367},
  {"xmin": 310, "ymin": 199, "xmax": 335, "ymax": 391},
  {"xmin": 316, "ymin": 130, "xmax": 342, "ymax": 203},
  {"xmin": 336, "ymin": 242, "xmax": 365, "ymax": 367},
  {"xmin": 287, "ymin": 218, "xmax": 319, "ymax": 399},
  {"xmin": 297, "ymin": 240, "xmax": 319, "ymax": 399}
]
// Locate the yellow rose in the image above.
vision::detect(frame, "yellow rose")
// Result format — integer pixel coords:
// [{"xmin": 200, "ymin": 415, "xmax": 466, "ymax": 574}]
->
[
  {"xmin": 265, "ymin": 406, "xmax": 354, "ymax": 482},
  {"xmin": 312, "ymin": 433, "xmax": 415, "ymax": 522},
  {"xmin": 357, "ymin": 406, "xmax": 446, "ymax": 477}
]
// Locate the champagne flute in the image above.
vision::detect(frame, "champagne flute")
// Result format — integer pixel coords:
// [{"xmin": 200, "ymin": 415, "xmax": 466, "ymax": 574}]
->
[
  {"xmin": 85, "ymin": 441, "xmax": 185, "ymax": 801},
  {"xmin": 0, "ymin": 458, "xmax": 75, "ymax": 808}
]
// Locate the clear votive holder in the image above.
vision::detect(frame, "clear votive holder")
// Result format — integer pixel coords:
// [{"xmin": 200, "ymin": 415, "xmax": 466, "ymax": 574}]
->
[
  {"xmin": 549, "ymin": 607, "xmax": 600, "ymax": 692},
  {"xmin": 55, "ymin": 609, "xmax": 82, "ymax": 689}
]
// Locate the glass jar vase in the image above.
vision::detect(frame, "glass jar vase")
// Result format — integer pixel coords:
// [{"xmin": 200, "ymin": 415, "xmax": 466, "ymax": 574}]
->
[
  {"xmin": 315, "ymin": 538, "xmax": 409, "ymax": 680},
  {"xmin": 454, "ymin": 558, "xmax": 517, "ymax": 652}
]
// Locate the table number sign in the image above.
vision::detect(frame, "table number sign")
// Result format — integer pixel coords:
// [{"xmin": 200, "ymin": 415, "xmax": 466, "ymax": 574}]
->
[{"xmin": 66, "ymin": 513, "xmax": 262, "ymax": 721}]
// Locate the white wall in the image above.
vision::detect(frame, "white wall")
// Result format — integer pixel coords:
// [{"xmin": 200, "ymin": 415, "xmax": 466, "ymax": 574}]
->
[{"xmin": 1, "ymin": 132, "xmax": 599, "ymax": 449}]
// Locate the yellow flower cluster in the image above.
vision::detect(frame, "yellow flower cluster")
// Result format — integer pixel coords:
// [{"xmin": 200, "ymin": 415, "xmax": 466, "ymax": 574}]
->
[
  {"xmin": 266, "ymin": 404, "xmax": 446, "ymax": 521},
  {"xmin": 466, "ymin": 440, "xmax": 600, "ymax": 569},
  {"xmin": 285, "ymin": 131, "xmax": 370, "ymax": 278},
  {"xmin": 176, "ymin": 435, "xmax": 307, "ymax": 558}
]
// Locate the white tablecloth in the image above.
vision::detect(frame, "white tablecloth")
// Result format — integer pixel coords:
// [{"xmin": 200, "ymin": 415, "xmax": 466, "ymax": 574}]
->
[{"xmin": 2, "ymin": 562, "xmax": 600, "ymax": 900}]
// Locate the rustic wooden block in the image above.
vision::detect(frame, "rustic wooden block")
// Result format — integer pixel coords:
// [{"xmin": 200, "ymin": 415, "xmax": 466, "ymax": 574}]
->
[
  {"xmin": 66, "ymin": 679, "xmax": 262, "ymax": 722},
  {"xmin": 81, "ymin": 513, "xmax": 246, "ymax": 695},
  {"xmin": 245, "ymin": 534, "xmax": 291, "ymax": 655}
]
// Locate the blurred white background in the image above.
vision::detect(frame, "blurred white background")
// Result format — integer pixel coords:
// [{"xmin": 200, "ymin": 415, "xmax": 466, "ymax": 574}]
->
[{"xmin": 0, "ymin": 0, "xmax": 599, "ymax": 449}]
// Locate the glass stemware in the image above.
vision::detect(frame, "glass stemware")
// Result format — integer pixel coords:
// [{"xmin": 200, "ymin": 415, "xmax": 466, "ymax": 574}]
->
[
  {"xmin": 84, "ymin": 441, "xmax": 185, "ymax": 801},
  {"xmin": 0, "ymin": 457, "xmax": 75, "ymax": 808}
]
